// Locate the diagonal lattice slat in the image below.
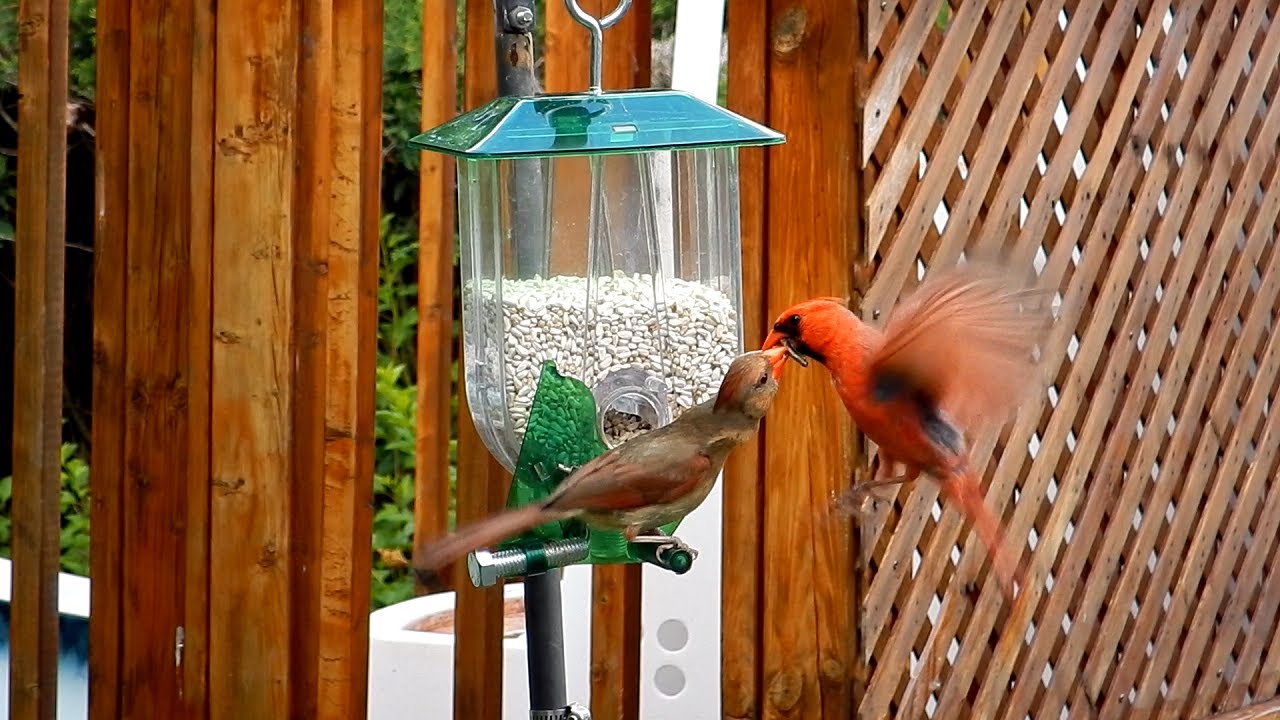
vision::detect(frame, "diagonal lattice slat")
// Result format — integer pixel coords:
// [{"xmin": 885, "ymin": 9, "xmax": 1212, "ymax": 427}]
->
[{"xmin": 855, "ymin": 0, "xmax": 1280, "ymax": 717}]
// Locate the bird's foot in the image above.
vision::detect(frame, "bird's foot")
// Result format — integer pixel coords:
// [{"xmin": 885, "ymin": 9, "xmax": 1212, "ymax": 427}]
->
[
  {"xmin": 628, "ymin": 531, "xmax": 671, "ymax": 544},
  {"xmin": 833, "ymin": 487, "xmax": 875, "ymax": 518},
  {"xmin": 834, "ymin": 475, "xmax": 912, "ymax": 517},
  {"xmin": 533, "ymin": 461, "xmax": 579, "ymax": 484},
  {"xmin": 630, "ymin": 533, "xmax": 698, "ymax": 560}
]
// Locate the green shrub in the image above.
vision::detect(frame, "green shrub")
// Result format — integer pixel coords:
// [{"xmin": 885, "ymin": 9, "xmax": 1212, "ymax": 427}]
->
[
  {"xmin": 370, "ymin": 204, "xmax": 458, "ymax": 607},
  {"xmin": 0, "ymin": 442, "xmax": 92, "ymax": 577}
]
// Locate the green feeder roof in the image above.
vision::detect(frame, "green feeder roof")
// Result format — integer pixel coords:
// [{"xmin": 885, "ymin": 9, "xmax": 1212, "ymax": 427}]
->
[{"xmin": 408, "ymin": 88, "xmax": 785, "ymax": 159}]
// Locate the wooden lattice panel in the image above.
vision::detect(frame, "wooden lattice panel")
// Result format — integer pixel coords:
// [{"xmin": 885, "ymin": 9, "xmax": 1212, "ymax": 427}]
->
[{"xmin": 857, "ymin": 0, "xmax": 1280, "ymax": 717}]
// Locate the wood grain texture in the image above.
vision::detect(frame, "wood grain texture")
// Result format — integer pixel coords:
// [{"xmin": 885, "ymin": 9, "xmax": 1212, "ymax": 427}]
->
[
  {"xmin": 856, "ymin": 0, "xmax": 1280, "ymax": 717},
  {"xmin": 312, "ymin": 0, "xmax": 381, "ymax": 715},
  {"xmin": 722, "ymin": 0, "xmax": 768, "ymax": 717},
  {"xmin": 89, "ymin": 0, "xmax": 130, "ymax": 713},
  {"xmin": 544, "ymin": 0, "xmax": 652, "ymax": 93},
  {"xmin": 415, "ymin": 0, "xmax": 460, "ymax": 595},
  {"xmin": 119, "ymin": 0, "xmax": 200, "ymax": 713},
  {"xmin": 463, "ymin": 0, "xmax": 496, "ymax": 110},
  {"xmin": 184, "ymin": 0, "xmax": 215, "ymax": 712},
  {"xmin": 92, "ymin": 0, "xmax": 215, "ymax": 715},
  {"xmin": 208, "ymin": 0, "xmax": 298, "ymax": 713},
  {"xmin": 1012, "ymin": 0, "xmax": 1261, "ymax": 712},
  {"xmin": 1211, "ymin": 182, "xmax": 1280, "ymax": 715},
  {"xmin": 959, "ymin": 0, "xmax": 1218, "ymax": 712},
  {"xmin": 1206, "ymin": 698, "xmax": 1280, "ymax": 720},
  {"xmin": 90, "ymin": 0, "xmax": 377, "ymax": 715},
  {"xmin": 1073, "ymin": 11, "xmax": 1280, "ymax": 714},
  {"xmin": 760, "ymin": 2, "xmax": 858, "ymax": 719},
  {"xmin": 961, "ymin": 0, "xmax": 1219, "ymax": 712},
  {"xmin": 451, "ymin": 387, "xmax": 509, "ymax": 720},
  {"xmin": 351, "ymin": 1, "xmax": 384, "ymax": 711},
  {"xmin": 11, "ymin": 0, "xmax": 69, "ymax": 716},
  {"xmin": 946, "ymin": 2, "xmax": 1194, "ymax": 711},
  {"xmin": 451, "ymin": 3, "xmax": 508, "ymax": 718},
  {"xmin": 291, "ymin": 0, "xmax": 334, "ymax": 716},
  {"xmin": 589, "ymin": 565, "xmax": 642, "ymax": 720}
]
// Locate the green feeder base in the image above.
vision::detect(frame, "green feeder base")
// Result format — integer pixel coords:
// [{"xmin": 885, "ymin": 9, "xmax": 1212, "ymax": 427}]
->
[{"xmin": 466, "ymin": 361, "xmax": 700, "ymax": 587}]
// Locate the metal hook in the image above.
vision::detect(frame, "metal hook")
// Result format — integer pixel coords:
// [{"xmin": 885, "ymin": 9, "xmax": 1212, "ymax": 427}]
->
[{"xmin": 562, "ymin": 0, "xmax": 633, "ymax": 94}]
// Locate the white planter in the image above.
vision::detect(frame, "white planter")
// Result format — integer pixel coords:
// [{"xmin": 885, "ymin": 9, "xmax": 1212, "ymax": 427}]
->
[
  {"xmin": 368, "ymin": 582, "xmax": 532, "ymax": 720},
  {"xmin": 368, "ymin": 565, "xmax": 596, "ymax": 720}
]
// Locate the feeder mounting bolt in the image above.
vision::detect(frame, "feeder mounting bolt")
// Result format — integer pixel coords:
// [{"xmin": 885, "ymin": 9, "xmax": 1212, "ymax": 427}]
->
[
  {"xmin": 468, "ymin": 537, "xmax": 591, "ymax": 587},
  {"xmin": 507, "ymin": 5, "xmax": 535, "ymax": 32}
]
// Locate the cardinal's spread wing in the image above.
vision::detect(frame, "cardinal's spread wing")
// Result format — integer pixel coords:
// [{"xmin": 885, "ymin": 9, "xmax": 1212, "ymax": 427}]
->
[
  {"xmin": 546, "ymin": 443, "xmax": 713, "ymax": 513},
  {"xmin": 868, "ymin": 262, "xmax": 1054, "ymax": 434}
]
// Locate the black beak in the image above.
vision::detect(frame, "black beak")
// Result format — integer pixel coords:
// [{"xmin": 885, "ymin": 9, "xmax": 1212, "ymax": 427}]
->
[{"xmin": 781, "ymin": 337, "xmax": 811, "ymax": 367}]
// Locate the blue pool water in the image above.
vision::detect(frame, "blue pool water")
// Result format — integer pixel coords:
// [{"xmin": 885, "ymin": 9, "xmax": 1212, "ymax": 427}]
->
[{"xmin": 0, "ymin": 558, "xmax": 90, "ymax": 718}]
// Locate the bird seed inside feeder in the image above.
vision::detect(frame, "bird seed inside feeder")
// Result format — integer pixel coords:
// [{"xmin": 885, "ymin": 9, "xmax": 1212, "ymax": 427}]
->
[{"xmin": 479, "ymin": 272, "xmax": 741, "ymax": 445}]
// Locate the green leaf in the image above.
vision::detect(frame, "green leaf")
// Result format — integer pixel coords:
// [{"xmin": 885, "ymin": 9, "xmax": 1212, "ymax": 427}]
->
[{"xmin": 936, "ymin": 3, "xmax": 953, "ymax": 33}]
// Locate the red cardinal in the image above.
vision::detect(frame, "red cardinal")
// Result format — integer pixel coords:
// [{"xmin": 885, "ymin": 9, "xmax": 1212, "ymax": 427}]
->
[
  {"xmin": 763, "ymin": 262, "xmax": 1052, "ymax": 599},
  {"xmin": 414, "ymin": 347, "xmax": 791, "ymax": 579}
]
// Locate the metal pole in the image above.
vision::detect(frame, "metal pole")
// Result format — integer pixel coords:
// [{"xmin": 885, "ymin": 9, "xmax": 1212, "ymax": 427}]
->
[
  {"xmin": 523, "ymin": 568, "xmax": 569, "ymax": 711},
  {"xmin": 493, "ymin": 0, "xmax": 546, "ymax": 277},
  {"xmin": 491, "ymin": 3, "xmax": 584, "ymax": 719}
]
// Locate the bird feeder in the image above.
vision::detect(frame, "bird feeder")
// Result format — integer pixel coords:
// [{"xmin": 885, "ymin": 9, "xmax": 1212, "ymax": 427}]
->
[{"xmin": 410, "ymin": 0, "xmax": 783, "ymax": 586}]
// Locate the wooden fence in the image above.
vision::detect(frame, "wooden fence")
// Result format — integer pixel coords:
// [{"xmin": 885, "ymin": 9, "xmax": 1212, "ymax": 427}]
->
[
  {"xmin": 855, "ymin": 0, "xmax": 1280, "ymax": 717},
  {"xmin": 425, "ymin": 1, "xmax": 1280, "ymax": 719},
  {"xmin": 6, "ymin": 0, "xmax": 1278, "ymax": 719},
  {"xmin": 89, "ymin": 0, "xmax": 384, "ymax": 716}
]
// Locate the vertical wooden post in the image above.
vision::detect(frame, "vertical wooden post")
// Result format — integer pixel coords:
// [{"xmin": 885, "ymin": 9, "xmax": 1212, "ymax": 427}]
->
[
  {"xmin": 207, "ymin": 1, "xmax": 301, "ymax": 712},
  {"xmin": 120, "ymin": 0, "xmax": 208, "ymax": 714},
  {"xmin": 723, "ymin": 1, "xmax": 768, "ymax": 718},
  {"xmin": 725, "ymin": 2, "xmax": 861, "ymax": 719},
  {"xmin": 450, "ymin": 2, "xmax": 507, "ymax": 718},
  {"xmin": 184, "ymin": 0, "xmax": 216, "ymax": 709},
  {"xmin": 11, "ymin": 0, "xmax": 69, "ymax": 717},
  {"xmin": 89, "ymin": 0, "xmax": 130, "ymax": 712},
  {"xmin": 91, "ymin": 0, "xmax": 381, "ymax": 716},
  {"xmin": 334, "ymin": 0, "xmax": 383, "ymax": 713},
  {"xmin": 414, "ymin": 0, "xmax": 460, "ymax": 595}
]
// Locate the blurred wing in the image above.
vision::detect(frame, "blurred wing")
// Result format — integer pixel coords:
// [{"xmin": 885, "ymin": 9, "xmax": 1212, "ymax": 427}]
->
[
  {"xmin": 869, "ymin": 262, "xmax": 1054, "ymax": 432},
  {"xmin": 547, "ymin": 444, "xmax": 713, "ymax": 513}
]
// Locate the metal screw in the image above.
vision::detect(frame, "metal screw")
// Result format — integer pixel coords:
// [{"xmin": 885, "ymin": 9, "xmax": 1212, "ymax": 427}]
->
[
  {"xmin": 468, "ymin": 538, "xmax": 590, "ymax": 587},
  {"xmin": 508, "ymin": 5, "xmax": 535, "ymax": 32}
]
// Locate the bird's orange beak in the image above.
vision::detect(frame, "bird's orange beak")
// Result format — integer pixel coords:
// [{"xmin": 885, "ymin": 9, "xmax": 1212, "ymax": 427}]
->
[
  {"xmin": 761, "ymin": 329, "xmax": 786, "ymax": 351},
  {"xmin": 762, "ymin": 346, "xmax": 790, "ymax": 379}
]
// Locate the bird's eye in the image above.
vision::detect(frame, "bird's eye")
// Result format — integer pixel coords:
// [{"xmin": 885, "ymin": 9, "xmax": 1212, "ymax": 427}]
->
[
  {"xmin": 758, "ymin": 373, "xmax": 769, "ymax": 385},
  {"xmin": 773, "ymin": 313, "xmax": 803, "ymax": 334}
]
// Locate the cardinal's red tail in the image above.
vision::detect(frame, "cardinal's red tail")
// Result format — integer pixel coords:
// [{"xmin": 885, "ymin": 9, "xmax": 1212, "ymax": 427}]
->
[
  {"xmin": 413, "ymin": 504, "xmax": 553, "ymax": 581},
  {"xmin": 940, "ymin": 468, "xmax": 1021, "ymax": 601}
]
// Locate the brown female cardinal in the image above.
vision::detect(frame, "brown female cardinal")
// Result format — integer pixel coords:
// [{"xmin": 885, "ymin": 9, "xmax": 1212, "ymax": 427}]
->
[
  {"xmin": 762, "ymin": 261, "xmax": 1053, "ymax": 600},
  {"xmin": 413, "ymin": 347, "xmax": 790, "ymax": 578}
]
